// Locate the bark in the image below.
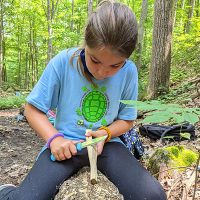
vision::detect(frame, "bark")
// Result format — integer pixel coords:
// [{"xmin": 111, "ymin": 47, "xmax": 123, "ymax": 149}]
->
[
  {"xmin": 43, "ymin": 0, "xmax": 59, "ymax": 63},
  {"xmin": 0, "ymin": 0, "xmax": 4, "ymax": 85},
  {"xmin": 185, "ymin": 0, "xmax": 196, "ymax": 33},
  {"xmin": 136, "ymin": 0, "xmax": 148, "ymax": 69},
  {"xmin": 88, "ymin": 0, "xmax": 93, "ymax": 17},
  {"xmin": 17, "ymin": 22, "xmax": 22, "ymax": 87},
  {"xmin": 47, "ymin": 0, "xmax": 53, "ymax": 62},
  {"xmin": 148, "ymin": 0, "xmax": 175, "ymax": 99},
  {"xmin": 173, "ymin": 0, "xmax": 178, "ymax": 28},
  {"xmin": 197, "ymin": 0, "xmax": 200, "ymax": 17},
  {"xmin": 180, "ymin": 0, "xmax": 186, "ymax": 27},
  {"xmin": 70, "ymin": 0, "xmax": 74, "ymax": 31},
  {"xmin": 25, "ymin": 52, "xmax": 29, "ymax": 89}
]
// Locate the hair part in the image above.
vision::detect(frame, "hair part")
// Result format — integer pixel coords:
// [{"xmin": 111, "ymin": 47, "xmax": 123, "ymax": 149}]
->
[{"xmin": 85, "ymin": 0, "xmax": 138, "ymax": 58}]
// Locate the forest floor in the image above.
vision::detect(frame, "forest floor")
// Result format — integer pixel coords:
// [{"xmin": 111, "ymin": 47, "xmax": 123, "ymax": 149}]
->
[
  {"xmin": 0, "ymin": 109, "xmax": 199, "ymax": 200},
  {"xmin": 0, "ymin": 77, "xmax": 200, "ymax": 200}
]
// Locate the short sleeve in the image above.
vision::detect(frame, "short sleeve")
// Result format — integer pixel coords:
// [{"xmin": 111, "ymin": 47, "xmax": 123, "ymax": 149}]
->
[
  {"xmin": 26, "ymin": 56, "xmax": 61, "ymax": 114},
  {"xmin": 118, "ymin": 63, "xmax": 138, "ymax": 120}
]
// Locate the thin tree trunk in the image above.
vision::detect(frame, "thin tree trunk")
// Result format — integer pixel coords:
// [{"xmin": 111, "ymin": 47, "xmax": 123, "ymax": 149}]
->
[
  {"xmin": 25, "ymin": 51, "xmax": 29, "ymax": 89},
  {"xmin": 70, "ymin": 0, "xmax": 74, "ymax": 31},
  {"xmin": 33, "ymin": 26, "xmax": 39, "ymax": 82},
  {"xmin": 185, "ymin": 0, "xmax": 196, "ymax": 33},
  {"xmin": 88, "ymin": 0, "xmax": 93, "ymax": 17},
  {"xmin": 2, "ymin": 36, "xmax": 6, "ymax": 82},
  {"xmin": 173, "ymin": 0, "xmax": 178, "ymax": 28},
  {"xmin": 136, "ymin": 0, "xmax": 148, "ymax": 69},
  {"xmin": 148, "ymin": 0, "xmax": 174, "ymax": 99},
  {"xmin": 17, "ymin": 22, "xmax": 22, "ymax": 88},
  {"xmin": 180, "ymin": 0, "xmax": 186, "ymax": 27},
  {"xmin": 43, "ymin": 0, "xmax": 59, "ymax": 63},
  {"xmin": 47, "ymin": 0, "xmax": 53, "ymax": 62},
  {"xmin": 0, "ymin": 0, "xmax": 4, "ymax": 85},
  {"xmin": 197, "ymin": 0, "xmax": 200, "ymax": 17}
]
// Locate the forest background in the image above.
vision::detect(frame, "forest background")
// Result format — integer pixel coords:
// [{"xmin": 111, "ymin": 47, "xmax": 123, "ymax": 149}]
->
[{"xmin": 0, "ymin": 0, "xmax": 199, "ymax": 103}]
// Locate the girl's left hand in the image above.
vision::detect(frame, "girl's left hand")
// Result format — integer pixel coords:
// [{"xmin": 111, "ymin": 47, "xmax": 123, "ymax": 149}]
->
[{"xmin": 85, "ymin": 129, "xmax": 108, "ymax": 155}]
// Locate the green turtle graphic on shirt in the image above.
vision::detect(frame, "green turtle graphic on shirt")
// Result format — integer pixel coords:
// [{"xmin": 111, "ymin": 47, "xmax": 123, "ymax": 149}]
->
[{"xmin": 76, "ymin": 84, "xmax": 108, "ymax": 128}]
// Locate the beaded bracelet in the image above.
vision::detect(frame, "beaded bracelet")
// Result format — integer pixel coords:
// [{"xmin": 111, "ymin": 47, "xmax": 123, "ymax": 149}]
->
[
  {"xmin": 98, "ymin": 126, "xmax": 112, "ymax": 143},
  {"xmin": 46, "ymin": 133, "xmax": 64, "ymax": 148}
]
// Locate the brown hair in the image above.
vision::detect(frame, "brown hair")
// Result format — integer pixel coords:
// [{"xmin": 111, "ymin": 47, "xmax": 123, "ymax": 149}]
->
[{"xmin": 70, "ymin": 0, "xmax": 138, "ymax": 83}]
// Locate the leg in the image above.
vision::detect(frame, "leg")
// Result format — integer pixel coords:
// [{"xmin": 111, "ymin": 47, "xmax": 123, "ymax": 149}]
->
[
  {"xmin": 2, "ymin": 148, "xmax": 89, "ymax": 200},
  {"xmin": 97, "ymin": 142, "xmax": 167, "ymax": 200}
]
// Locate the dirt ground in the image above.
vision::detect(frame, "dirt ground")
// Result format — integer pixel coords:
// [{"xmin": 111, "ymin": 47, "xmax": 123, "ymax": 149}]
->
[{"xmin": 0, "ymin": 108, "xmax": 200, "ymax": 200}]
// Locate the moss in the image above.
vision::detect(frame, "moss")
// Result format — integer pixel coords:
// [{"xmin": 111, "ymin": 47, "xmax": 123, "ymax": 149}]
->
[
  {"xmin": 148, "ymin": 145, "xmax": 198, "ymax": 175},
  {"xmin": 165, "ymin": 146, "xmax": 198, "ymax": 168},
  {"xmin": 148, "ymin": 149, "xmax": 171, "ymax": 175}
]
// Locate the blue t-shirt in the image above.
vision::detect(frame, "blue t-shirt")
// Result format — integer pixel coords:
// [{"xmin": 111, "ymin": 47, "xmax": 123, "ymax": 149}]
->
[{"xmin": 26, "ymin": 48, "xmax": 138, "ymax": 143}]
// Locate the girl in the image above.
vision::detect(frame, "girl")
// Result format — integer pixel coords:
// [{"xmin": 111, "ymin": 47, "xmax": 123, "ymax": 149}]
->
[{"xmin": 0, "ymin": 1, "xmax": 166, "ymax": 199}]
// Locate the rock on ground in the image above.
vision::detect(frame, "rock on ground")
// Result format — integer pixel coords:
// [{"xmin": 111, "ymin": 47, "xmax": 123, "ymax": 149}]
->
[{"xmin": 55, "ymin": 167, "xmax": 124, "ymax": 200}]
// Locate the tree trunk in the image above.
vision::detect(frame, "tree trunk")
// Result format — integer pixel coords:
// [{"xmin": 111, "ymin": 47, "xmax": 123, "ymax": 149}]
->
[
  {"xmin": 0, "ymin": 0, "xmax": 4, "ymax": 85},
  {"xmin": 88, "ymin": 0, "xmax": 93, "ymax": 17},
  {"xmin": 180, "ymin": 0, "xmax": 186, "ymax": 27},
  {"xmin": 148, "ymin": 0, "xmax": 174, "ymax": 99},
  {"xmin": 47, "ymin": 0, "xmax": 53, "ymax": 62},
  {"xmin": 197, "ymin": 0, "xmax": 200, "ymax": 17},
  {"xmin": 173, "ymin": 0, "xmax": 178, "ymax": 28},
  {"xmin": 185, "ymin": 0, "xmax": 196, "ymax": 33},
  {"xmin": 43, "ymin": 0, "xmax": 59, "ymax": 63},
  {"xmin": 136, "ymin": 0, "xmax": 148, "ymax": 69},
  {"xmin": 2, "ymin": 38, "xmax": 6, "ymax": 82},
  {"xmin": 70, "ymin": 0, "xmax": 74, "ymax": 31},
  {"xmin": 17, "ymin": 22, "xmax": 22, "ymax": 88},
  {"xmin": 25, "ymin": 51, "xmax": 29, "ymax": 89}
]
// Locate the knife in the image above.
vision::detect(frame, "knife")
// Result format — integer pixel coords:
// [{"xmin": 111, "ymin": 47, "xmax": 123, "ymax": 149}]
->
[{"xmin": 50, "ymin": 135, "xmax": 107, "ymax": 161}]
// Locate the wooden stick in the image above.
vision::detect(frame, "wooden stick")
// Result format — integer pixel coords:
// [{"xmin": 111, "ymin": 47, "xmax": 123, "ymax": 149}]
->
[{"xmin": 86, "ymin": 129, "xmax": 98, "ymax": 184}]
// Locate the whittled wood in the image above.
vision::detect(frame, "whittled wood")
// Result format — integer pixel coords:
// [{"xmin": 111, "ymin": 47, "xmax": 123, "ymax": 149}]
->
[{"xmin": 86, "ymin": 129, "xmax": 98, "ymax": 184}]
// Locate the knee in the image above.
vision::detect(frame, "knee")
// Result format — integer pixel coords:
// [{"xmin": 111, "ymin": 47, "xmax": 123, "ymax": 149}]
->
[{"xmin": 147, "ymin": 183, "xmax": 167, "ymax": 200}]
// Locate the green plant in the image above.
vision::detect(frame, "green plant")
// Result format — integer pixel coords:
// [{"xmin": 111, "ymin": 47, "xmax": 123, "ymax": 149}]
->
[
  {"xmin": 120, "ymin": 100, "xmax": 200, "ymax": 124},
  {"xmin": 0, "ymin": 96, "xmax": 26, "ymax": 109}
]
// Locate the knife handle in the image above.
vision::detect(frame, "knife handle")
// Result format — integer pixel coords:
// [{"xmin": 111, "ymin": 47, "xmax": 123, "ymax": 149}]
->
[
  {"xmin": 50, "ymin": 143, "xmax": 82, "ymax": 161},
  {"xmin": 50, "ymin": 154, "xmax": 56, "ymax": 161},
  {"xmin": 76, "ymin": 143, "xmax": 82, "ymax": 151}
]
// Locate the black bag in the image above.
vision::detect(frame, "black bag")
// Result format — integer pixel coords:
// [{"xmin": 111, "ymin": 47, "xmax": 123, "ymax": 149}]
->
[{"xmin": 139, "ymin": 123, "xmax": 196, "ymax": 141}]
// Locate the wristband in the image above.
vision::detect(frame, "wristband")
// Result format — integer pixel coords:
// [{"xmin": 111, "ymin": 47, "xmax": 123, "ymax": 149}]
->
[
  {"xmin": 98, "ymin": 126, "xmax": 112, "ymax": 143},
  {"xmin": 46, "ymin": 133, "xmax": 64, "ymax": 148}
]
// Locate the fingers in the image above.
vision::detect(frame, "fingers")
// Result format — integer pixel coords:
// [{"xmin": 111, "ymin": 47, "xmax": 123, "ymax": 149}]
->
[
  {"xmin": 85, "ymin": 130, "xmax": 95, "ymax": 137},
  {"xmin": 85, "ymin": 130, "xmax": 107, "ymax": 138},
  {"xmin": 96, "ymin": 141, "xmax": 104, "ymax": 155},
  {"xmin": 85, "ymin": 130, "xmax": 107, "ymax": 155},
  {"xmin": 51, "ymin": 140, "xmax": 78, "ymax": 161}
]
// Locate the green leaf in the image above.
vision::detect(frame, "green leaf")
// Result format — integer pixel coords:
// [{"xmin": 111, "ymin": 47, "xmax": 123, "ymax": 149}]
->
[
  {"xmin": 193, "ymin": 109, "xmax": 200, "ymax": 115},
  {"xmin": 180, "ymin": 132, "xmax": 191, "ymax": 140},
  {"xmin": 173, "ymin": 114, "xmax": 185, "ymax": 124},
  {"xmin": 148, "ymin": 110, "xmax": 171, "ymax": 117},
  {"xmin": 183, "ymin": 112, "xmax": 199, "ymax": 124},
  {"xmin": 142, "ymin": 114, "xmax": 171, "ymax": 123}
]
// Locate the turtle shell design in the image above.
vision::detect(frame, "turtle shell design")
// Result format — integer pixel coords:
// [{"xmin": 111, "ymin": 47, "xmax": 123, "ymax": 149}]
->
[{"xmin": 82, "ymin": 90, "xmax": 108, "ymax": 122}]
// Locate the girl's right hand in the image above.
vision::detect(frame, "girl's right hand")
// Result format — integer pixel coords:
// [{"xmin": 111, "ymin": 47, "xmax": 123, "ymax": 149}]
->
[{"xmin": 49, "ymin": 137, "xmax": 79, "ymax": 161}]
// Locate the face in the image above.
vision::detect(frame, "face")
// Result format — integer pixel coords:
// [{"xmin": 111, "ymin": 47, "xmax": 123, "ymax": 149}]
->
[{"xmin": 85, "ymin": 46, "xmax": 127, "ymax": 80}]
